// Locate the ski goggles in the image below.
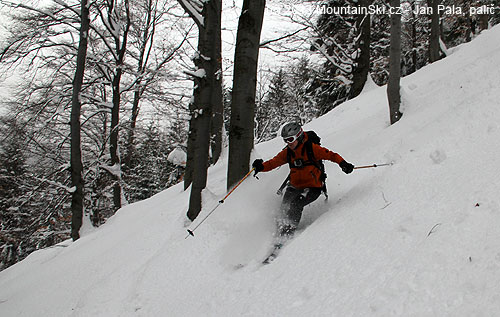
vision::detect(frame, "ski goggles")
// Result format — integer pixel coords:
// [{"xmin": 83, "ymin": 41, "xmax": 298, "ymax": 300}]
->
[{"xmin": 283, "ymin": 129, "xmax": 303, "ymax": 143}]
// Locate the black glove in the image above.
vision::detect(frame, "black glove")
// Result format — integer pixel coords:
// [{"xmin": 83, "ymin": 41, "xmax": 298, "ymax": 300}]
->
[
  {"xmin": 339, "ymin": 160, "xmax": 354, "ymax": 174},
  {"xmin": 252, "ymin": 159, "xmax": 264, "ymax": 173}
]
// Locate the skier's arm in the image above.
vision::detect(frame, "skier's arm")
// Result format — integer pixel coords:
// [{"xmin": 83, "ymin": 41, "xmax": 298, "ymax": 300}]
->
[
  {"xmin": 312, "ymin": 144, "xmax": 344, "ymax": 164},
  {"xmin": 313, "ymin": 144, "xmax": 354, "ymax": 174},
  {"xmin": 262, "ymin": 148, "xmax": 288, "ymax": 172}
]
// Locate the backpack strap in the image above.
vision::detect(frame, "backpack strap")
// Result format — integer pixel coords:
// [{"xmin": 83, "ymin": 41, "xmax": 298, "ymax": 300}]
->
[
  {"xmin": 302, "ymin": 139, "xmax": 324, "ymax": 177},
  {"xmin": 304, "ymin": 140, "xmax": 328, "ymax": 199}
]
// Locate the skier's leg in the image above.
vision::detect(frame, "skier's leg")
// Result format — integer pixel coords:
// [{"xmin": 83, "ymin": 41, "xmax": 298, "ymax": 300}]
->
[
  {"xmin": 265, "ymin": 187, "xmax": 323, "ymax": 264},
  {"xmin": 301, "ymin": 187, "xmax": 322, "ymax": 207},
  {"xmin": 279, "ymin": 187, "xmax": 322, "ymax": 236},
  {"xmin": 276, "ymin": 186, "xmax": 302, "ymax": 242},
  {"xmin": 288, "ymin": 187, "xmax": 321, "ymax": 222}
]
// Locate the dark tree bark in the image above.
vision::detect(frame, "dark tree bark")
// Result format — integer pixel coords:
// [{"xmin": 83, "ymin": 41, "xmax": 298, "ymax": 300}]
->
[
  {"xmin": 350, "ymin": 0, "xmax": 372, "ymax": 98},
  {"xmin": 124, "ymin": 82, "xmax": 142, "ymax": 168},
  {"xmin": 179, "ymin": 0, "xmax": 223, "ymax": 221},
  {"xmin": 410, "ymin": 8, "xmax": 418, "ymax": 73},
  {"xmin": 210, "ymin": 39, "xmax": 223, "ymax": 165},
  {"xmin": 478, "ymin": 13, "xmax": 489, "ymax": 32},
  {"xmin": 387, "ymin": 0, "xmax": 403, "ymax": 125},
  {"xmin": 106, "ymin": 0, "xmax": 131, "ymax": 210},
  {"xmin": 227, "ymin": 0, "xmax": 266, "ymax": 189},
  {"xmin": 110, "ymin": 74, "xmax": 123, "ymax": 209},
  {"xmin": 428, "ymin": 0, "xmax": 440, "ymax": 63},
  {"xmin": 70, "ymin": 0, "xmax": 90, "ymax": 241}
]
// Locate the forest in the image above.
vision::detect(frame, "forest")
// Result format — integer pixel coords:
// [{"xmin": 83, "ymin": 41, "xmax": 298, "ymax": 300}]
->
[{"xmin": 0, "ymin": 0, "xmax": 498, "ymax": 270}]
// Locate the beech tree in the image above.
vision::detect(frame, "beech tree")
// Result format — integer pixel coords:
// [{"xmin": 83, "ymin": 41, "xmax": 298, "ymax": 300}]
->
[
  {"xmin": 177, "ymin": 0, "xmax": 223, "ymax": 221},
  {"xmin": 227, "ymin": 0, "xmax": 266, "ymax": 189},
  {"xmin": 94, "ymin": 0, "xmax": 131, "ymax": 210},
  {"xmin": 387, "ymin": 0, "xmax": 403, "ymax": 125},
  {"xmin": 428, "ymin": 0, "xmax": 440, "ymax": 63},
  {"xmin": 350, "ymin": 0, "xmax": 372, "ymax": 98},
  {"xmin": 70, "ymin": 0, "xmax": 91, "ymax": 241}
]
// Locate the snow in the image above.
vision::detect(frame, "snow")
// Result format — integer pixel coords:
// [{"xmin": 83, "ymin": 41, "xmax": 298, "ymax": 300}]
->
[
  {"xmin": 1, "ymin": 25, "xmax": 500, "ymax": 316},
  {"xmin": 101, "ymin": 163, "xmax": 121, "ymax": 178},
  {"xmin": 167, "ymin": 148, "xmax": 187, "ymax": 167},
  {"xmin": 179, "ymin": 0, "xmax": 204, "ymax": 27},
  {"xmin": 360, "ymin": 73, "xmax": 379, "ymax": 94},
  {"xmin": 184, "ymin": 68, "xmax": 206, "ymax": 79}
]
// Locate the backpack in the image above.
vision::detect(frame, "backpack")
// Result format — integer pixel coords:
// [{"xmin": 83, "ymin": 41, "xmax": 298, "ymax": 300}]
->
[{"xmin": 277, "ymin": 131, "xmax": 328, "ymax": 199}]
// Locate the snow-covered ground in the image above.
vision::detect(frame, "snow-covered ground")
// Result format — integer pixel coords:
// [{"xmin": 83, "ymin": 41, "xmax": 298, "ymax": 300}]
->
[{"xmin": 1, "ymin": 25, "xmax": 500, "ymax": 316}]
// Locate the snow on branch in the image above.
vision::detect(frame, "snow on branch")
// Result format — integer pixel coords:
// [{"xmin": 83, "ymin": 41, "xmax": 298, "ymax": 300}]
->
[
  {"xmin": 167, "ymin": 148, "xmax": 187, "ymax": 167},
  {"xmin": 439, "ymin": 38, "xmax": 449, "ymax": 57},
  {"xmin": 184, "ymin": 68, "xmax": 206, "ymax": 78},
  {"xmin": 52, "ymin": 0, "xmax": 78, "ymax": 15},
  {"xmin": 2, "ymin": 1, "xmax": 80, "ymax": 33},
  {"xmin": 177, "ymin": 0, "xmax": 204, "ymax": 27},
  {"xmin": 260, "ymin": 27, "xmax": 308, "ymax": 47},
  {"xmin": 34, "ymin": 177, "xmax": 76, "ymax": 193},
  {"xmin": 101, "ymin": 163, "xmax": 122, "ymax": 178},
  {"xmin": 310, "ymin": 40, "xmax": 352, "ymax": 74}
]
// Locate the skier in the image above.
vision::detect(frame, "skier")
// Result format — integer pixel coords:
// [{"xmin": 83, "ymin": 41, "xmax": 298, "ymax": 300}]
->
[{"xmin": 252, "ymin": 122, "xmax": 354, "ymax": 248}]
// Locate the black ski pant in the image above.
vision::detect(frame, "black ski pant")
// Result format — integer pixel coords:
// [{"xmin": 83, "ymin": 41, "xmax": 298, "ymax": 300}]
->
[{"xmin": 276, "ymin": 186, "xmax": 322, "ymax": 240}]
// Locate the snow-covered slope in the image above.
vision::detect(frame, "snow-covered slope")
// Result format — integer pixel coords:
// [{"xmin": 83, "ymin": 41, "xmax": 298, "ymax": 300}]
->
[{"xmin": 1, "ymin": 25, "xmax": 500, "ymax": 316}]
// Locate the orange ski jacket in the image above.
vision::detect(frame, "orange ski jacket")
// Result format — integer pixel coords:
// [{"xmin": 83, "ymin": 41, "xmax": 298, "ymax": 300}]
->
[{"xmin": 262, "ymin": 134, "xmax": 344, "ymax": 189}]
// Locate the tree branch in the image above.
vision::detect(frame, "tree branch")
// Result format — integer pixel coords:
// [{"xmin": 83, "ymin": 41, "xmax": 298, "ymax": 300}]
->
[{"xmin": 259, "ymin": 27, "xmax": 307, "ymax": 47}]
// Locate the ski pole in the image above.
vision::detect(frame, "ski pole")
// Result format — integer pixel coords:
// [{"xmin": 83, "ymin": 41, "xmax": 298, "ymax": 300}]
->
[
  {"xmin": 354, "ymin": 162, "xmax": 394, "ymax": 170},
  {"xmin": 185, "ymin": 168, "xmax": 256, "ymax": 239}
]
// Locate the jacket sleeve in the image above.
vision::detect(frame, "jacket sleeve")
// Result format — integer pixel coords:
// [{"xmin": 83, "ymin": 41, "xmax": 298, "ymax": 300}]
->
[
  {"xmin": 262, "ymin": 148, "xmax": 288, "ymax": 172},
  {"xmin": 312, "ymin": 144, "xmax": 345, "ymax": 164}
]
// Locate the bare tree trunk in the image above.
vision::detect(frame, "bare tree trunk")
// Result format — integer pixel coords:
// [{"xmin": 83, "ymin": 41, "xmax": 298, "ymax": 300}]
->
[
  {"xmin": 466, "ymin": 8, "xmax": 473, "ymax": 42},
  {"xmin": 183, "ymin": 0, "xmax": 222, "ymax": 221},
  {"xmin": 210, "ymin": 27, "xmax": 223, "ymax": 165},
  {"xmin": 70, "ymin": 0, "xmax": 90, "ymax": 241},
  {"xmin": 110, "ymin": 75, "xmax": 122, "ymax": 209},
  {"xmin": 124, "ymin": 86, "xmax": 142, "ymax": 167},
  {"xmin": 107, "ymin": 0, "xmax": 130, "ymax": 210},
  {"xmin": 184, "ymin": 116, "xmax": 195, "ymax": 190},
  {"xmin": 428, "ymin": 0, "xmax": 440, "ymax": 63},
  {"xmin": 411, "ymin": 12, "xmax": 417, "ymax": 73},
  {"xmin": 387, "ymin": 0, "xmax": 402, "ymax": 125},
  {"xmin": 227, "ymin": 0, "xmax": 266, "ymax": 189},
  {"xmin": 478, "ymin": 13, "xmax": 489, "ymax": 32},
  {"xmin": 350, "ymin": 0, "xmax": 371, "ymax": 98}
]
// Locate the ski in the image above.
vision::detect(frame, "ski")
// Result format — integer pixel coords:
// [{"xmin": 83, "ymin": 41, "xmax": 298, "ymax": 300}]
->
[
  {"xmin": 232, "ymin": 242, "xmax": 287, "ymax": 270},
  {"xmin": 262, "ymin": 243, "xmax": 283, "ymax": 264}
]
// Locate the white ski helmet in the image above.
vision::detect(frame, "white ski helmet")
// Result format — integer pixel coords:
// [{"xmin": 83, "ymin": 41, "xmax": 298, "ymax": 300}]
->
[{"xmin": 281, "ymin": 122, "xmax": 303, "ymax": 143}]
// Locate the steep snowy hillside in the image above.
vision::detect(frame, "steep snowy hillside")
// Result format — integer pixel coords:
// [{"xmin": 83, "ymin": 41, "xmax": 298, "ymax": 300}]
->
[{"xmin": 1, "ymin": 25, "xmax": 500, "ymax": 316}]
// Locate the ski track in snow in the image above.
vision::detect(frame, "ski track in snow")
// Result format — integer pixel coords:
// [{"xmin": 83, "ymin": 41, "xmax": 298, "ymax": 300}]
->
[{"xmin": 1, "ymin": 26, "xmax": 500, "ymax": 316}]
